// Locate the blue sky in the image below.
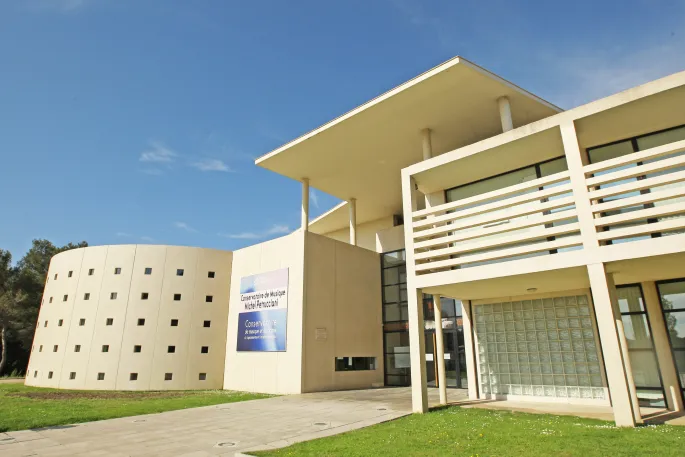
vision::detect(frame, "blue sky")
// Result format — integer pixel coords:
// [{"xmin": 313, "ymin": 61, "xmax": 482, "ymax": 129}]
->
[{"xmin": 2, "ymin": 0, "xmax": 685, "ymax": 259}]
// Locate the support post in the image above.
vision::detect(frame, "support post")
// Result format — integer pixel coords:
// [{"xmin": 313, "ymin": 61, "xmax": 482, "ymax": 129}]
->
[
  {"xmin": 497, "ymin": 96, "xmax": 513, "ymax": 132},
  {"xmin": 348, "ymin": 198, "xmax": 357, "ymax": 246},
  {"xmin": 461, "ymin": 300, "xmax": 478, "ymax": 400},
  {"xmin": 587, "ymin": 263, "xmax": 637, "ymax": 427},
  {"xmin": 301, "ymin": 178, "xmax": 310, "ymax": 232},
  {"xmin": 421, "ymin": 128, "xmax": 432, "ymax": 161},
  {"xmin": 641, "ymin": 281, "xmax": 684, "ymax": 411},
  {"xmin": 433, "ymin": 295, "xmax": 447, "ymax": 405},
  {"xmin": 401, "ymin": 170, "xmax": 428, "ymax": 413}
]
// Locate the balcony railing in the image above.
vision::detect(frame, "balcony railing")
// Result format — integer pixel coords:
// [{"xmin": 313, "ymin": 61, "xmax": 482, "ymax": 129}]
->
[
  {"xmin": 411, "ymin": 171, "xmax": 581, "ymax": 274},
  {"xmin": 409, "ymin": 137, "xmax": 685, "ymax": 277},
  {"xmin": 583, "ymin": 138, "xmax": 685, "ymax": 245}
]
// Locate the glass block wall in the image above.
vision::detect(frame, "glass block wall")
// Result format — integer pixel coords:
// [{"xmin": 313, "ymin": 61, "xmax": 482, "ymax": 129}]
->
[{"xmin": 475, "ymin": 295, "xmax": 606, "ymax": 401}]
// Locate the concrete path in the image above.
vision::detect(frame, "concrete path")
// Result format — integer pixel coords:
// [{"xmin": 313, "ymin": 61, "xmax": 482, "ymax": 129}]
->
[
  {"xmin": 0, "ymin": 387, "xmax": 466, "ymax": 457},
  {"xmin": 0, "ymin": 378, "xmax": 25, "ymax": 384}
]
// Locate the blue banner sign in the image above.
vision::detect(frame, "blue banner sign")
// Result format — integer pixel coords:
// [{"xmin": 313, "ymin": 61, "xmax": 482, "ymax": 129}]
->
[{"xmin": 236, "ymin": 268, "xmax": 288, "ymax": 352}]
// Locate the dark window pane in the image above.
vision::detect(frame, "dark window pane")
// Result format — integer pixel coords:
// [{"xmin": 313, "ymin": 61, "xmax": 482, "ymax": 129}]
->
[
  {"xmin": 383, "ymin": 267, "xmax": 400, "ymax": 285},
  {"xmin": 383, "ymin": 285, "xmax": 400, "ymax": 304},
  {"xmin": 627, "ymin": 350, "xmax": 662, "ymax": 389},
  {"xmin": 335, "ymin": 357, "xmax": 376, "ymax": 371}
]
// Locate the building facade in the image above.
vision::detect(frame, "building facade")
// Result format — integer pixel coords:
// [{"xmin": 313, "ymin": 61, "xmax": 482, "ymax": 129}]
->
[{"xmin": 26, "ymin": 56, "xmax": 685, "ymax": 427}]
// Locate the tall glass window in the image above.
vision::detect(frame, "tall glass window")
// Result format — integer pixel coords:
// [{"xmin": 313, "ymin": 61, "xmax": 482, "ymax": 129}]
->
[
  {"xmin": 616, "ymin": 285, "xmax": 665, "ymax": 407},
  {"xmin": 657, "ymin": 279, "xmax": 685, "ymax": 399},
  {"xmin": 381, "ymin": 250, "xmax": 411, "ymax": 386}
]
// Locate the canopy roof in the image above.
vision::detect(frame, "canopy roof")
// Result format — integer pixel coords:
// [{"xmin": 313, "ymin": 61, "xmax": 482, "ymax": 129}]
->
[{"xmin": 256, "ymin": 57, "xmax": 561, "ymax": 233}]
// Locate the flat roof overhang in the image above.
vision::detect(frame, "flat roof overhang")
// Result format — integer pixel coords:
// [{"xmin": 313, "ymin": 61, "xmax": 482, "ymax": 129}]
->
[{"xmin": 256, "ymin": 57, "xmax": 561, "ymax": 232}]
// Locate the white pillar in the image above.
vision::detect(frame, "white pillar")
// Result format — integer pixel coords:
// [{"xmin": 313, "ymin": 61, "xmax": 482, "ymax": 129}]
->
[
  {"xmin": 587, "ymin": 263, "xmax": 637, "ymax": 427},
  {"xmin": 642, "ymin": 281, "xmax": 684, "ymax": 412},
  {"xmin": 497, "ymin": 96, "xmax": 513, "ymax": 132},
  {"xmin": 348, "ymin": 198, "xmax": 357, "ymax": 246},
  {"xmin": 433, "ymin": 294, "xmax": 447, "ymax": 405},
  {"xmin": 421, "ymin": 128, "xmax": 432, "ymax": 161},
  {"xmin": 301, "ymin": 178, "xmax": 309, "ymax": 232},
  {"xmin": 402, "ymin": 172, "xmax": 428, "ymax": 413},
  {"xmin": 461, "ymin": 300, "xmax": 479, "ymax": 400}
]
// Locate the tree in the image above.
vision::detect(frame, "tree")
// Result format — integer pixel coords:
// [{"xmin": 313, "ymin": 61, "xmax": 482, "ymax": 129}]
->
[{"xmin": 0, "ymin": 240, "xmax": 87, "ymax": 376}]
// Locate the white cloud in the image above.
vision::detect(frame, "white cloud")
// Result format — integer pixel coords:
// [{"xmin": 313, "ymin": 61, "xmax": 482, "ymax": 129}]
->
[
  {"xmin": 310, "ymin": 189, "xmax": 319, "ymax": 208},
  {"xmin": 139, "ymin": 141, "xmax": 177, "ymax": 163},
  {"xmin": 218, "ymin": 224, "xmax": 290, "ymax": 240},
  {"xmin": 543, "ymin": 37, "xmax": 685, "ymax": 108},
  {"xmin": 190, "ymin": 158, "xmax": 231, "ymax": 172},
  {"xmin": 116, "ymin": 232, "xmax": 155, "ymax": 243},
  {"xmin": 173, "ymin": 221, "xmax": 198, "ymax": 233}
]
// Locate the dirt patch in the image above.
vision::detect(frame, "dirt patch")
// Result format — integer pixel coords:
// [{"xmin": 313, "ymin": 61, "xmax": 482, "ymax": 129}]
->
[{"xmin": 7, "ymin": 391, "xmax": 192, "ymax": 400}]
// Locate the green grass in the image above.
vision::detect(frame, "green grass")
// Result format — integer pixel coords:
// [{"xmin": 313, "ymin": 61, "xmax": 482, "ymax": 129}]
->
[
  {"xmin": 0, "ymin": 383, "xmax": 270, "ymax": 432},
  {"xmin": 255, "ymin": 406, "xmax": 685, "ymax": 457}
]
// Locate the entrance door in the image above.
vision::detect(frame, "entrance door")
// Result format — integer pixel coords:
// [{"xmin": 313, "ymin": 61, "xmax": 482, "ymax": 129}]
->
[{"xmin": 425, "ymin": 329, "xmax": 466, "ymax": 388}]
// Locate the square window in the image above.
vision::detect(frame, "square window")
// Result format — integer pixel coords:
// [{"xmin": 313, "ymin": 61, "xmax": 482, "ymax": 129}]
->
[
  {"xmin": 106, "ymin": 318, "xmax": 114, "ymax": 326},
  {"xmin": 84, "ymin": 293, "xmax": 90, "ymax": 300},
  {"xmin": 144, "ymin": 267, "xmax": 153, "ymax": 275},
  {"xmin": 79, "ymin": 318, "xmax": 85, "ymax": 326},
  {"xmin": 58, "ymin": 319, "xmax": 63, "ymax": 327},
  {"xmin": 114, "ymin": 268, "xmax": 121, "ymax": 275},
  {"xmin": 53, "ymin": 345, "xmax": 58, "ymax": 352},
  {"xmin": 110, "ymin": 292, "xmax": 117, "ymax": 300},
  {"xmin": 203, "ymin": 320, "xmax": 211, "ymax": 328},
  {"xmin": 39, "ymin": 345, "xmax": 43, "ymax": 352},
  {"xmin": 133, "ymin": 345, "xmax": 142, "ymax": 353},
  {"xmin": 88, "ymin": 268, "xmax": 94, "ymax": 276},
  {"xmin": 63, "ymin": 294, "xmax": 68, "ymax": 302},
  {"xmin": 97, "ymin": 372, "xmax": 105, "ymax": 381},
  {"xmin": 44, "ymin": 321, "xmax": 48, "ymax": 327},
  {"xmin": 49, "ymin": 297, "xmax": 53, "ymax": 303},
  {"xmin": 164, "ymin": 373, "xmax": 173, "ymax": 381},
  {"xmin": 205, "ymin": 295, "xmax": 213, "ymax": 303},
  {"xmin": 201, "ymin": 346, "xmax": 209, "ymax": 354},
  {"xmin": 68, "ymin": 271, "xmax": 73, "ymax": 278},
  {"xmin": 54, "ymin": 273, "xmax": 58, "ymax": 280},
  {"xmin": 102, "ymin": 345, "xmax": 109, "ymax": 353},
  {"xmin": 173, "ymin": 294, "xmax": 181, "ymax": 301},
  {"xmin": 141, "ymin": 292, "xmax": 149, "ymax": 300},
  {"xmin": 75, "ymin": 345, "xmax": 81, "ymax": 352},
  {"xmin": 33, "ymin": 371, "xmax": 38, "ymax": 378},
  {"xmin": 137, "ymin": 318, "xmax": 145, "ymax": 326},
  {"xmin": 199, "ymin": 373, "xmax": 207, "ymax": 381},
  {"xmin": 170, "ymin": 319, "xmax": 179, "ymax": 327},
  {"xmin": 69, "ymin": 372, "xmax": 76, "ymax": 380},
  {"xmin": 130, "ymin": 373, "xmax": 138, "ymax": 381},
  {"xmin": 176, "ymin": 269, "xmax": 184, "ymax": 276},
  {"xmin": 208, "ymin": 271, "xmax": 215, "ymax": 278},
  {"xmin": 168, "ymin": 346, "xmax": 176, "ymax": 353},
  {"xmin": 48, "ymin": 371, "xmax": 53, "ymax": 379}
]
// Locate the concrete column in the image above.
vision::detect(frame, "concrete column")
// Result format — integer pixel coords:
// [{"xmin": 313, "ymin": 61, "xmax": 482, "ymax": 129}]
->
[
  {"xmin": 301, "ymin": 178, "xmax": 310, "ymax": 232},
  {"xmin": 421, "ymin": 128, "xmax": 432, "ymax": 161},
  {"xmin": 461, "ymin": 300, "xmax": 479, "ymax": 400},
  {"xmin": 642, "ymin": 281, "xmax": 684, "ymax": 411},
  {"xmin": 560, "ymin": 121, "xmax": 601, "ymax": 252},
  {"xmin": 587, "ymin": 263, "xmax": 637, "ymax": 427},
  {"xmin": 433, "ymin": 294, "xmax": 447, "ymax": 405},
  {"xmin": 348, "ymin": 198, "xmax": 357, "ymax": 246},
  {"xmin": 497, "ymin": 96, "xmax": 513, "ymax": 132},
  {"xmin": 408, "ymin": 288, "xmax": 428, "ymax": 412},
  {"xmin": 401, "ymin": 172, "xmax": 428, "ymax": 413}
]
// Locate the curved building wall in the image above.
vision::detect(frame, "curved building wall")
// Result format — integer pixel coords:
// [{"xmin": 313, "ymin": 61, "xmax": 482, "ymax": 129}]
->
[{"xmin": 25, "ymin": 245, "xmax": 232, "ymax": 390}]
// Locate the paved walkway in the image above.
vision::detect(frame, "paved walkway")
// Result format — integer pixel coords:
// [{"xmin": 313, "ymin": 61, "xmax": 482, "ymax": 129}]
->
[{"xmin": 0, "ymin": 388, "xmax": 466, "ymax": 457}]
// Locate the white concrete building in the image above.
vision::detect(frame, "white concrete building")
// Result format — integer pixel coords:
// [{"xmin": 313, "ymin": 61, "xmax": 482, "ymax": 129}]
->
[{"xmin": 26, "ymin": 57, "xmax": 685, "ymax": 427}]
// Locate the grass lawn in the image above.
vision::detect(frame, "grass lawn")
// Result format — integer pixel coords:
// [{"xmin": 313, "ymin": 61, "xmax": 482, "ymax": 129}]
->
[
  {"xmin": 255, "ymin": 406, "xmax": 685, "ymax": 457},
  {"xmin": 0, "ymin": 382, "xmax": 269, "ymax": 432}
]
